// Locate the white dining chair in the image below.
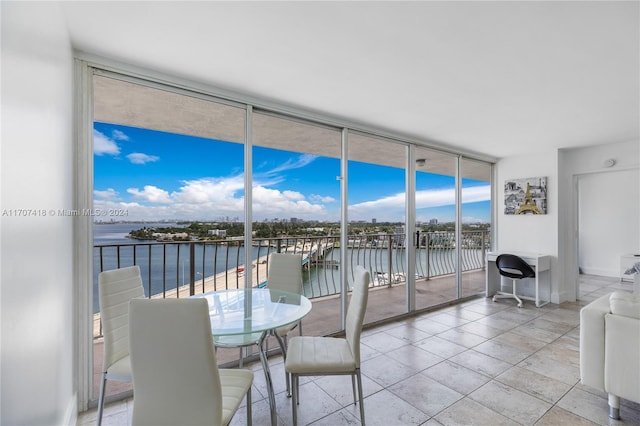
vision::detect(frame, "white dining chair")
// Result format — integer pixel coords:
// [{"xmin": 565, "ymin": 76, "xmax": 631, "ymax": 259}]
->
[
  {"xmin": 285, "ymin": 265, "xmax": 370, "ymax": 425},
  {"xmin": 266, "ymin": 253, "xmax": 303, "ymax": 395},
  {"xmin": 129, "ymin": 298, "xmax": 254, "ymax": 426},
  {"xmin": 97, "ymin": 265, "xmax": 145, "ymax": 426},
  {"xmin": 215, "ymin": 253, "xmax": 303, "ymax": 396}
]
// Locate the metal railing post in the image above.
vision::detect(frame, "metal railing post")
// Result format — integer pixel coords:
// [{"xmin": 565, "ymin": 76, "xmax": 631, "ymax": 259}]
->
[
  {"xmin": 426, "ymin": 233, "xmax": 431, "ymax": 280},
  {"xmin": 189, "ymin": 243, "xmax": 195, "ymax": 296},
  {"xmin": 387, "ymin": 233, "xmax": 393, "ymax": 288}
]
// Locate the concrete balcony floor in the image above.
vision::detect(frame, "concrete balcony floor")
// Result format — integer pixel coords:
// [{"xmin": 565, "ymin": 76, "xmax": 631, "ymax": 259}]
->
[{"xmin": 80, "ymin": 274, "xmax": 640, "ymax": 425}]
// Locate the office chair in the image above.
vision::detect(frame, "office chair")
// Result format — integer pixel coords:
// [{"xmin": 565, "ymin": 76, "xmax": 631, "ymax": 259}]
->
[{"xmin": 493, "ymin": 254, "xmax": 536, "ymax": 308}]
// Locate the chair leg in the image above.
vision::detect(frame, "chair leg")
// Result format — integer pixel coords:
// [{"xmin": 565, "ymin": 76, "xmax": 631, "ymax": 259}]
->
[
  {"xmin": 512, "ymin": 279, "xmax": 523, "ymax": 308},
  {"xmin": 351, "ymin": 374, "xmax": 357, "ymax": 405},
  {"xmin": 96, "ymin": 372, "xmax": 107, "ymax": 426},
  {"xmin": 246, "ymin": 387, "xmax": 252, "ymax": 426},
  {"xmin": 272, "ymin": 330, "xmax": 291, "ymax": 396},
  {"xmin": 291, "ymin": 374, "xmax": 299, "ymax": 426},
  {"xmin": 356, "ymin": 369, "xmax": 366, "ymax": 425}
]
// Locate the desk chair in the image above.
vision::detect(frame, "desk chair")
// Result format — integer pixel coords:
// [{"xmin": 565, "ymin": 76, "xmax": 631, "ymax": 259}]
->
[
  {"xmin": 493, "ymin": 254, "xmax": 535, "ymax": 308},
  {"xmin": 129, "ymin": 298, "xmax": 253, "ymax": 426},
  {"xmin": 97, "ymin": 265, "xmax": 145, "ymax": 426},
  {"xmin": 285, "ymin": 265, "xmax": 370, "ymax": 425}
]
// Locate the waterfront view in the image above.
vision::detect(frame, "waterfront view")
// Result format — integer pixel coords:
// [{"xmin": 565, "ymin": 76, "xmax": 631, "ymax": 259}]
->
[{"xmin": 93, "ymin": 221, "xmax": 490, "ymax": 315}]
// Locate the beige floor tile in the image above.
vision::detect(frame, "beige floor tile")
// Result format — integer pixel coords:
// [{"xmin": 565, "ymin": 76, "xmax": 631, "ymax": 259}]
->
[
  {"xmin": 492, "ymin": 330, "xmax": 548, "ymax": 353},
  {"xmin": 360, "ymin": 331, "xmax": 408, "ymax": 353},
  {"xmin": 473, "ymin": 338, "xmax": 533, "ymax": 364},
  {"xmin": 517, "ymin": 352, "xmax": 580, "ymax": 386},
  {"xmin": 533, "ymin": 406, "xmax": 599, "ymax": 426},
  {"xmin": 469, "ymin": 380, "xmax": 551, "ymax": 425},
  {"xmin": 495, "ymin": 366, "xmax": 572, "ymax": 404},
  {"xmin": 434, "ymin": 397, "xmax": 519, "ymax": 426},
  {"xmin": 387, "ymin": 323, "xmax": 433, "ymax": 343},
  {"xmin": 423, "ymin": 359, "xmax": 491, "ymax": 395},
  {"xmin": 449, "ymin": 349, "xmax": 512, "ymax": 378},
  {"xmin": 415, "ymin": 335, "xmax": 468, "ymax": 358},
  {"xmin": 361, "ymin": 353, "xmax": 424, "ymax": 388},
  {"xmin": 436, "ymin": 327, "xmax": 488, "ymax": 348},
  {"xmin": 389, "ymin": 373, "xmax": 463, "ymax": 417},
  {"xmin": 356, "ymin": 389, "xmax": 430, "ymax": 425},
  {"xmin": 386, "ymin": 343, "xmax": 445, "ymax": 370},
  {"xmin": 458, "ymin": 321, "xmax": 504, "ymax": 339}
]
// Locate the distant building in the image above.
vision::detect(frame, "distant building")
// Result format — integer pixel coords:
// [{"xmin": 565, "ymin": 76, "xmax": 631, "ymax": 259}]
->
[
  {"xmin": 208, "ymin": 229, "xmax": 227, "ymax": 237},
  {"xmin": 429, "ymin": 218, "xmax": 438, "ymax": 225},
  {"xmin": 372, "ymin": 218, "xmax": 377, "ymax": 224}
]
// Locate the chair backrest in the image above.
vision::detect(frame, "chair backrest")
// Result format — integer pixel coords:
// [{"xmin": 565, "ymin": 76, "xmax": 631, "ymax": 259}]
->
[
  {"xmin": 345, "ymin": 265, "xmax": 370, "ymax": 367},
  {"xmin": 268, "ymin": 253, "xmax": 303, "ymax": 294},
  {"xmin": 129, "ymin": 298, "xmax": 223, "ymax": 426},
  {"xmin": 98, "ymin": 265, "xmax": 145, "ymax": 371},
  {"xmin": 496, "ymin": 254, "xmax": 536, "ymax": 279}
]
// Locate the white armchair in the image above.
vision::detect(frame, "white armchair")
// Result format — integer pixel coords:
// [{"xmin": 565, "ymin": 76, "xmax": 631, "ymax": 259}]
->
[{"xmin": 580, "ymin": 291, "xmax": 640, "ymax": 419}]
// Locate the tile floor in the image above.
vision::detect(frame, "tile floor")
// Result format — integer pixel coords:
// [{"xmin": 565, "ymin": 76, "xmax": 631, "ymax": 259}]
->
[{"xmin": 78, "ymin": 274, "xmax": 640, "ymax": 425}]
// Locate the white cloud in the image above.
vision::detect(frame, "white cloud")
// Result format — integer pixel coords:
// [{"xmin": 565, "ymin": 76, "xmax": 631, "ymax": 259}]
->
[
  {"xmin": 93, "ymin": 129, "xmax": 120, "ymax": 156},
  {"xmin": 253, "ymin": 186, "xmax": 326, "ymax": 218},
  {"xmin": 266, "ymin": 154, "xmax": 317, "ymax": 174},
  {"xmin": 94, "ymin": 188, "xmax": 119, "ymax": 200},
  {"xmin": 172, "ymin": 176, "xmax": 244, "ymax": 205},
  {"xmin": 350, "ymin": 185, "xmax": 491, "ymax": 221},
  {"xmin": 309, "ymin": 194, "xmax": 337, "ymax": 203},
  {"xmin": 112, "ymin": 129, "xmax": 130, "ymax": 140},
  {"xmin": 127, "ymin": 185, "xmax": 172, "ymax": 203},
  {"xmin": 127, "ymin": 152, "xmax": 160, "ymax": 165}
]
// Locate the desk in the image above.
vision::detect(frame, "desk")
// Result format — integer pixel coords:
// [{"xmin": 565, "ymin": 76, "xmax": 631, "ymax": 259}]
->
[
  {"xmin": 486, "ymin": 251, "xmax": 551, "ymax": 307},
  {"xmin": 192, "ymin": 288, "xmax": 312, "ymax": 426}
]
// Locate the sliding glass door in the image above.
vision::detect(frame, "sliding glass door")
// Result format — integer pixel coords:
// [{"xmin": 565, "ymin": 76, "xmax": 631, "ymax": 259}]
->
[
  {"xmin": 348, "ymin": 132, "xmax": 408, "ymax": 322},
  {"xmin": 252, "ymin": 111, "xmax": 342, "ymax": 336}
]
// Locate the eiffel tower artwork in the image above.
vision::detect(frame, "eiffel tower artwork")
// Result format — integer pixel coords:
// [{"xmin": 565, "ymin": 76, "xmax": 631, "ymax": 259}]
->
[
  {"xmin": 516, "ymin": 183, "xmax": 542, "ymax": 214},
  {"xmin": 504, "ymin": 177, "xmax": 547, "ymax": 215}
]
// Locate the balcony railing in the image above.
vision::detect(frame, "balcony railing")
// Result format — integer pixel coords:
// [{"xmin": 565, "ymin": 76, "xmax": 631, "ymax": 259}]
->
[{"xmin": 93, "ymin": 230, "xmax": 489, "ymax": 337}]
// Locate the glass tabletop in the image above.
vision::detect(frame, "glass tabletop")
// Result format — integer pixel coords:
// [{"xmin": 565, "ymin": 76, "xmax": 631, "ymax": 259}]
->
[{"xmin": 192, "ymin": 288, "xmax": 312, "ymax": 337}]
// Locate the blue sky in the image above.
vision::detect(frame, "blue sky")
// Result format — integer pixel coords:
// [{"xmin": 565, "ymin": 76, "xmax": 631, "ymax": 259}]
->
[{"xmin": 93, "ymin": 122, "xmax": 490, "ymax": 223}]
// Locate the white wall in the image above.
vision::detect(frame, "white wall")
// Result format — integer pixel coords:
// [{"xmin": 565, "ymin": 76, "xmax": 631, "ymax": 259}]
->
[
  {"xmin": 578, "ymin": 168, "xmax": 639, "ymax": 276},
  {"xmin": 1, "ymin": 2, "xmax": 76, "ymax": 425},
  {"xmin": 497, "ymin": 141, "xmax": 640, "ymax": 304},
  {"xmin": 559, "ymin": 140, "xmax": 640, "ymax": 298},
  {"xmin": 495, "ymin": 150, "xmax": 560, "ymax": 301}
]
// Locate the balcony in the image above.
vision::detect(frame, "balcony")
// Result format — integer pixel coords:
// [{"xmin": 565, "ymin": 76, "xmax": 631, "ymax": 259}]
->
[{"xmin": 91, "ymin": 232, "xmax": 489, "ymax": 406}]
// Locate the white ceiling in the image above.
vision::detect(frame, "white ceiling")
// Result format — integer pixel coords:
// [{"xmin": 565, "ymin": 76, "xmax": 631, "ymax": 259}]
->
[{"xmin": 61, "ymin": 1, "xmax": 639, "ymax": 160}]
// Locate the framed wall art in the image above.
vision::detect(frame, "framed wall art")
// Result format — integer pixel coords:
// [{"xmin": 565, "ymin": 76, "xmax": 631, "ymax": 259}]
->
[{"xmin": 504, "ymin": 176, "xmax": 547, "ymax": 215}]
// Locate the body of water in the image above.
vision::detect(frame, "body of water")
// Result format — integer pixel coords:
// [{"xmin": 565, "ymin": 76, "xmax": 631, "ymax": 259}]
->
[{"xmin": 93, "ymin": 223, "xmax": 484, "ymax": 313}]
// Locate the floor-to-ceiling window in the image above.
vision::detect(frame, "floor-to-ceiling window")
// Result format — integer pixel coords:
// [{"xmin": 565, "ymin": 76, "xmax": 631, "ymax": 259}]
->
[
  {"xmin": 82, "ymin": 63, "xmax": 494, "ymax": 407},
  {"xmin": 251, "ymin": 111, "xmax": 342, "ymax": 337},
  {"xmin": 460, "ymin": 158, "xmax": 492, "ymax": 297},
  {"xmin": 91, "ymin": 72, "xmax": 247, "ymax": 403},
  {"xmin": 347, "ymin": 132, "xmax": 408, "ymax": 322},
  {"xmin": 414, "ymin": 147, "xmax": 460, "ymax": 309}
]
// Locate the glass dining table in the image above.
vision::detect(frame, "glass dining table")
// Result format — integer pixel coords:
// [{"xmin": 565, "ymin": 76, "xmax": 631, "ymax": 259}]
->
[{"xmin": 192, "ymin": 288, "xmax": 312, "ymax": 425}]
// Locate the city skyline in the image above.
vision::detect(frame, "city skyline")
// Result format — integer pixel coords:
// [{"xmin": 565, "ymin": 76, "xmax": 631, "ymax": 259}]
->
[{"xmin": 93, "ymin": 122, "xmax": 491, "ymax": 223}]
